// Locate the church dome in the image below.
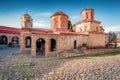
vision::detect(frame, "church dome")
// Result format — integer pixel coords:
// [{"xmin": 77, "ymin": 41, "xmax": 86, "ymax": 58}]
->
[{"xmin": 50, "ymin": 11, "xmax": 68, "ymax": 18}]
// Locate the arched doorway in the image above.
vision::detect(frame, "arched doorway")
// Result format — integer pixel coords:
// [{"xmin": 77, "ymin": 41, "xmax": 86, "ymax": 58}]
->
[
  {"xmin": 50, "ymin": 39, "xmax": 56, "ymax": 51},
  {"xmin": 11, "ymin": 36, "xmax": 19, "ymax": 44},
  {"xmin": 25, "ymin": 37, "xmax": 31, "ymax": 48},
  {"xmin": 74, "ymin": 40, "xmax": 77, "ymax": 49},
  {"xmin": 36, "ymin": 38, "xmax": 45, "ymax": 56},
  {"xmin": 0, "ymin": 35, "xmax": 8, "ymax": 45}
]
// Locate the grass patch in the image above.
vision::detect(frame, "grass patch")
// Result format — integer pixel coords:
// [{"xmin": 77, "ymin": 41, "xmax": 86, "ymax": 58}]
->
[
  {"xmin": 36, "ymin": 51, "xmax": 120, "ymax": 61},
  {"xmin": 10, "ymin": 51, "xmax": 120, "ymax": 61},
  {"xmin": 88, "ymin": 52, "xmax": 120, "ymax": 57},
  {"xmin": 52, "ymin": 51, "xmax": 120, "ymax": 60}
]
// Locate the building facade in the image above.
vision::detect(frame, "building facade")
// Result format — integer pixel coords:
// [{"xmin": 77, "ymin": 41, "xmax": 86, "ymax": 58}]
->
[
  {"xmin": 117, "ymin": 38, "xmax": 120, "ymax": 47},
  {"xmin": 20, "ymin": 8, "xmax": 107, "ymax": 56},
  {"xmin": 0, "ymin": 26, "xmax": 20, "ymax": 46}
]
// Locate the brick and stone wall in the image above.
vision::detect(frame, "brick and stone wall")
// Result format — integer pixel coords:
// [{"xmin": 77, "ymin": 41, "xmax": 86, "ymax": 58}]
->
[
  {"xmin": 88, "ymin": 33, "xmax": 106, "ymax": 47},
  {"xmin": 0, "ymin": 33, "xmax": 20, "ymax": 45}
]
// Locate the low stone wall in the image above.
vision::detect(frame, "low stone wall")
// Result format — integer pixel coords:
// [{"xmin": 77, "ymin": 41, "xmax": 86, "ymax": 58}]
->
[
  {"xmin": 46, "ymin": 48, "xmax": 120, "ymax": 57},
  {"xmin": 20, "ymin": 48, "xmax": 120, "ymax": 57},
  {"xmin": 87, "ymin": 48, "xmax": 120, "ymax": 55}
]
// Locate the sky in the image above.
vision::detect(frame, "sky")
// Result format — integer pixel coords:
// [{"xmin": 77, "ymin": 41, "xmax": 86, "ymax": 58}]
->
[{"xmin": 0, "ymin": 0, "xmax": 120, "ymax": 32}]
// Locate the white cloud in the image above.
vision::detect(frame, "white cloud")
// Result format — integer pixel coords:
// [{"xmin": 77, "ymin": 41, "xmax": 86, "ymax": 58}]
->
[
  {"xmin": 35, "ymin": 12, "xmax": 53, "ymax": 17},
  {"xmin": 33, "ymin": 22, "xmax": 45, "ymax": 27},
  {"xmin": 105, "ymin": 25, "xmax": 120, "ymax": 32},
  {"xmin": 33, "ymin": 22, "xmax": 49, "ymax": 28},
  {"xmin": 70, "ymin": 16, "xmax": 79, "ymax": 20}
]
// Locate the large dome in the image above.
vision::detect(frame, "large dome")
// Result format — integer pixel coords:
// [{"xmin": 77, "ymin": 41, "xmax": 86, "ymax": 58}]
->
[{"xmin": 50, "ymin": 11, "xmax": 68, "ymax": 18}]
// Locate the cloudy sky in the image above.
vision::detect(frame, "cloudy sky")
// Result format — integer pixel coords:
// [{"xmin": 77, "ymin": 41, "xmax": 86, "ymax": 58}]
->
[{"xmin": 0, "ymin": 0, "xmax": 120, "ymax": 32}]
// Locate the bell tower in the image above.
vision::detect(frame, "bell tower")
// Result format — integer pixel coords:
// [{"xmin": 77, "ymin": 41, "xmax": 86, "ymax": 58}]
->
[
  {"xmin": 81, "ymin": 8, "xmax": 94, "ymax": 21},
  {"xmin": 20, "ymin": 13, "xmax": 33, "ymax": 28}
]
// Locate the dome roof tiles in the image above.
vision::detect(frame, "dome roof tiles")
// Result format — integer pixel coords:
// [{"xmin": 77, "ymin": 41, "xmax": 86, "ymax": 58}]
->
[{"xmin": 51, "ymin": 11, "xmax": 68, "ymax": 18}]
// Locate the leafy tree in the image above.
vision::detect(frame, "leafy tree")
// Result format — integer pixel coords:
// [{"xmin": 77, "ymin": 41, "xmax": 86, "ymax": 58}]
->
[
  {"xmin": 107, "ymin": 32, "xmax": 117, "ymax": 48},
  {"xmin": 68, "ymin": 20, "xmax": 73, "ymax": 30}
]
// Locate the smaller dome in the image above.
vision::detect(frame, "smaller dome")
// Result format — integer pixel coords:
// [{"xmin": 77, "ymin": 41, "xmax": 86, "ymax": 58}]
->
[
  {"xmin": 22, "ymin": 14, "xmax": 32, "ymax": 21},
  {"xmin": 23, "ymin": 14, "xmax": 31, "ymax": 17},
  {"xmin": 50, "ymin": 11, "xmax": 68, "ymax": 18},
  {"xmin": 85, "ymin": 8, "xmax": 93, "ymax": 10},
  {"xmin": 81, "ymin": 8, "xmax": 94, "ymax": 12}
]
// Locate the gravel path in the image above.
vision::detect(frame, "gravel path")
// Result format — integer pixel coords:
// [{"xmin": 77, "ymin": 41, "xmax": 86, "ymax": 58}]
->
[{"xmin": 0, "ymin": 52, "xmax": 120, "ymax": 80}]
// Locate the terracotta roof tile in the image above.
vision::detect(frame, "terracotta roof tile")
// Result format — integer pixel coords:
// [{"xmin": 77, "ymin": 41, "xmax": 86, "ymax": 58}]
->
[
  {"xmin": 117, "ymin": 38, "xmax": 120, "ymax": 43},
  {"xmin": 51, "ymin": 11, "xmax": 68, "ymax": 18},
  {"xmin": 0, "ymin": 25, "xmax": 20, "ymax": 34}
]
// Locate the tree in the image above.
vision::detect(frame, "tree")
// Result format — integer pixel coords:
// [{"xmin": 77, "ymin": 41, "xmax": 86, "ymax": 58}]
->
[
  {"xmin": 107, "ymin": 32, "xmax": 117, "ymax": 48},
  {"xmin": 68, "ymin": 20, "xmax": 73, "ymax": 30}
]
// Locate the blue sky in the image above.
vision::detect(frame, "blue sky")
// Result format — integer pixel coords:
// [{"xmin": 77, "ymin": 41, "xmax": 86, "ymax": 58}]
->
[{"xmin": 0, "ymin": 0, "xmax": 120, "ymax": 32}]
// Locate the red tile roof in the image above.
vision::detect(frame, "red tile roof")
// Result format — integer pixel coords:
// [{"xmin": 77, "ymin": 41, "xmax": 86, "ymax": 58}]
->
[
  {"xmin": 0, "ymin": 25, "xmax": 20, "ymax": 34},
  {"xmin": 73, "ymin": 20, "xmax": 101, "ymax": 26},
  {"xmin": 22, "ymin": 14, "xmax": 32, "ymax": 20},
  {"xmin": 116, "ymin": 38, "xmax": 120, "ymax": 43},
  {"xmin": 23, "ymin": 14, "xmax": 30, "ymax": 17},
  {"xmin": 53, "ymin": 30, "xmax": 89, "ymax": 35},
  {"xmin": 50, "ymin": 11, "xmax": 68, "ymax": 18},
  {"xmin": 21, "ymin": 27, "xmax": 53, "ymax": 34},
  {"xmin": 82, "ymin": 8, "xmax": 94, "ymax": 11}
]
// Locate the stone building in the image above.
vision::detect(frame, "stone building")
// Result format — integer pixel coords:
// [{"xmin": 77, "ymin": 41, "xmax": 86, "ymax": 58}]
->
[
  {"xmin": 116, "ymin": 38, "xmax": 120, "ymax": 47},
  {"xmin": 20, "ymin": 8, "xmax": 107, "ymax": 56},
  {"xmin": 0, "ymin": 26, "xmax": 20, "ymax": 45}
]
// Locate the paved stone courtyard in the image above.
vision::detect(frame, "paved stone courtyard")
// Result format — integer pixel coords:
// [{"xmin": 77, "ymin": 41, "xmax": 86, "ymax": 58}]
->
[
  {"xmin": 0, "ymin": 45, "xmax": 19, "ymax": 58},
  {"xmin": 0, "ymin": 51, "xmax": 120, "ymax": 80}
]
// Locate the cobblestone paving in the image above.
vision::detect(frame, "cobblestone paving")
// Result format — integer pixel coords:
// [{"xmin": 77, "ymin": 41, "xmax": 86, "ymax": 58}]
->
[
  {"xmin": 0, "ymin": 45, "xmax": 19, "ymax": 58},
  {"xmin": 0, "ymin": 52, "xmax": 120, "ymax": 80},
  {"xmin": 43, "ymin": 56, "xmax": 120, "ymax": 80}
]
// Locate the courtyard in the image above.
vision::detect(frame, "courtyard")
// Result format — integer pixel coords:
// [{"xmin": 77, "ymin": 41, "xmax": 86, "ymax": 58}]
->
[
  {"xmin": 0, "ymin": 50, "xmax": 120, "ymax": 80},
  {"xmin": 0, "ymin": 45, "xmax": 19, "ymax": 58}
]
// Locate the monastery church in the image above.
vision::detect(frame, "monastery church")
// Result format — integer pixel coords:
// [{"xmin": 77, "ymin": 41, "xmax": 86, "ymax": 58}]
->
[{"xmin": 0, "ymin": 8, "xmax": 106, "ymax": 56}]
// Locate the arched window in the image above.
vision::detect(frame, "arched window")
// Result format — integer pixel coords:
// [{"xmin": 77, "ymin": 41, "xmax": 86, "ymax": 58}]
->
[
  {"xmin": 11, "ymin": 36, "xmax": 19, "ymax": 44},
  {"xmin": 25, "ymin": 37, "xmax": 31, "ymax": 48},
  {"xmin": 74, "ymin": 40, "xmax": 77, "ymax": 49},
  {"xmin": 0, "ymin": 35, "xmax": 8, "ymax": 45},
  {"xmin": 36, "ymin": 38, "xmax": 45, "ymax": 56},
  {"xmin": 50, "ymin": 39, "xmax": 56, "ymax": 51},
  {"xmin": 86, "ymin": 13, "xmax": 88, "ymax": 20},
  {"xmin": 54, "ymin": 18, "xmax": 58, "ymax": 29},
  {"xmin": 62, "ymin": 19, "xmax": 67, "ymax": 28}
]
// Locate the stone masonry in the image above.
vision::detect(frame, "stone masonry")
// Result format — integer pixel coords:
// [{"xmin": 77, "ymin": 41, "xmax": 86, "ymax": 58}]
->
[{"xmin": 20, "ymin": 8, "xmax": 107, "ymax": 56}]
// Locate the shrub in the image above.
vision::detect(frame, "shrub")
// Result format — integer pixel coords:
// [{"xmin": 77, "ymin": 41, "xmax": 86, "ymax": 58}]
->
[
  {"xmin": 82, "ymin": 43, "xmax": 87, "ymax": 47},
  {"xmin": 8, "ymin": 42, "xmax": 13, "ymax": 47}
]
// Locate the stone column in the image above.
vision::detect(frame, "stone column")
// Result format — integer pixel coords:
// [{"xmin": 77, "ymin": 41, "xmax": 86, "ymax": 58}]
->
[
  {"xmin": 56, "ymin": 37, "xmax": 60, "ymax": 53},
  {"xmin": 20, "ymin": 32, "xmax": 25, "ymax": 52},
  {"xmin": 8, "ymin": 35, "xmax": 11, "ymax": 44},
  {"xmin": 45, "ymin": 39, "xmax": 49, "ymax": 56},
  {"xmin": 55, "ymin": 38, "xmax": 58, "ymax": 51},
  {"xmin": 31, "ymin": 35, "xmax": 36, "ymax": 56}
]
